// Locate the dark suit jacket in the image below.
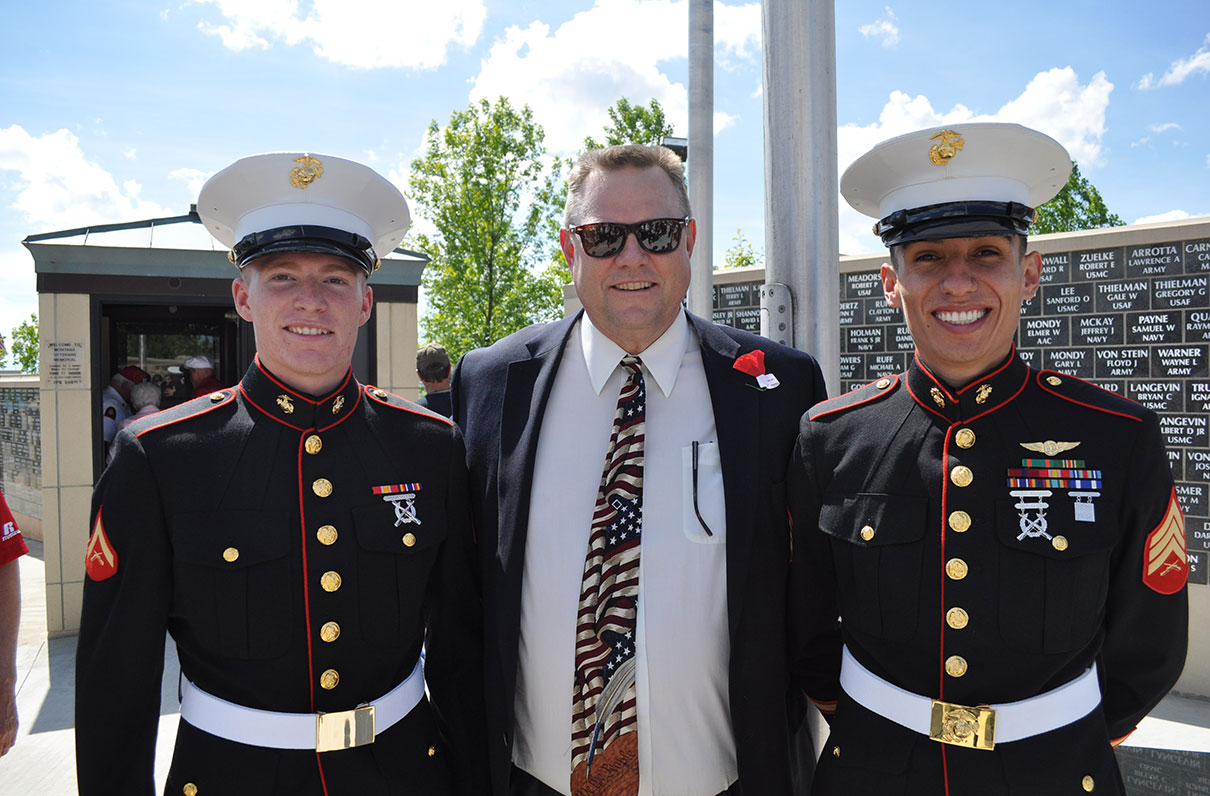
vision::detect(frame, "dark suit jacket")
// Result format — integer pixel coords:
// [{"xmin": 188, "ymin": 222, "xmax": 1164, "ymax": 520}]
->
[{"xmin": 452, "ymin": 310, "xmax": 828, "ymax": 796}]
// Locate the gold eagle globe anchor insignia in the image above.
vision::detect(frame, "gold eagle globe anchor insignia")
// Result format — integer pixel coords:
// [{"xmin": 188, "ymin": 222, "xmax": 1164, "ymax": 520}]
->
[
  {"xmin": 929, "ymin": 130, "xmax": 965, "ymax": 165},
  {"xmin": 290, "ymin": 155, "xmax": 324, "ymax": 189}
]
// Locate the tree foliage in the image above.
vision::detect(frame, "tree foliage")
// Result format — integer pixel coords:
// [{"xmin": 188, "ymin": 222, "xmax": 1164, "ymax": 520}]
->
[
  {"xmin": 583, "ymin": 97, "xmax": 675, "ymax": 150},
  {"xmin": 721, "ymin": 229, "xmax": 762, "ymax": 269},
  {"xmin": 8, "ymin": 314, "xmax": 38, "ymax": 373},
  {"xmin": 409, "ymin": 97, "xmax": 568, "ymax": 364},
  {"xmin": 1032, "ymin": 162, "xmax": 1124, "ymax": 235}
]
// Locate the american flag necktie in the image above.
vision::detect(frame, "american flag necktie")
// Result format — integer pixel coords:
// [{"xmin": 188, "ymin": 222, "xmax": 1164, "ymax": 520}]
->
[{"xmin": 571, "ymin": 355, "xmax": 644, "ymax": 796}]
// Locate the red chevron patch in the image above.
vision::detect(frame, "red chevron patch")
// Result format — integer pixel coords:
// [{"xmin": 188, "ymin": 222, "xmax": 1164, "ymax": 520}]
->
[
  {"xmin": 1143, "ymin": 488, "xmax": 1186, "ymax": 595},
  {"xmin": 85, "ymin": 509, "xmax": 119, "ymax": 581}
]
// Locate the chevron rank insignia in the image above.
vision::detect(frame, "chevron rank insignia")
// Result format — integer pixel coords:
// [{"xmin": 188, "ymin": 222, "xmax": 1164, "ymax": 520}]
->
[
  {"xmin": 85, "ymin": 509, "xmax": 119, "ymax": 581},
  {"xmin": 1143, "ymin": 488, "xmax": 1187, "ymax": 595}
]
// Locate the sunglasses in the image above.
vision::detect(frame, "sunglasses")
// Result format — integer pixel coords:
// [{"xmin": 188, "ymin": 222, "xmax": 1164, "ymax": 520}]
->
[{"xmin": 568, "ymin": 217, "xmax": 690, "ymax": 258}]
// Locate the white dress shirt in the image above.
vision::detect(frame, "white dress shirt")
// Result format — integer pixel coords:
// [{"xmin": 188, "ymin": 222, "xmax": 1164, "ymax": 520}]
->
[{"xmin": 513, "ymin": 313, "xmax": 736, "ymax": 796}]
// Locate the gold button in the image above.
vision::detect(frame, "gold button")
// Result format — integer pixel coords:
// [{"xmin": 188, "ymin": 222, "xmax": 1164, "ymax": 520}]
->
[
  {"xmin": 946, "ymin": 558, "xmax": 969, "ymax": 580},
  {"xmin": 1047, "ymin": 376, "xmax": 1062, "ymax": 386},
  {"xmin": 209, "ymin": 392, "xmax": 224, "ymax": 403},
  {"xmin": 373, "ymin": 388, "xmax": 388, "ymax": 399},
  {"xmin": 950, "ymin": 466, "xmax": 973, "ymax": 487},
  {"xmin": 876, "ymin": 378, "xmax": 891, "ymax": 389},
  {"xmin": 304, "ymin": 434, "xmax": 323, "ymax": 455},
  {"xmin": 427, "ymin": 745, "xmax": 437, "ymax": 757},
  {"xmin": 860, "ymin": 525, "xmax": 875, "ymax": 541},
  {"xmin": 222, "ymin": 547, "xmax": 239, "ymax": 563},
  {"xmin": 1053, "ymin": 535, "xmax": 1069, "ymax": 552},
  {"xmin": 948, "ymin": 511, "xmax": 971, "ymax": 533},
  {"xmin": 946, "ymin": 607, "xmax": 969, "ymax": 629},
  {"xmin": 945, "ymin": 655, "xmax": 968, "ymax": 678},
  {"xmin": 954, "ymin": 428, "xmax": 975, "ymax": 448},
  {"xmin": 403, "ymin": 532, "xmax": 417, "ymax": 547},
  {"xmin": 312, "ymin": 478, "xmax": 333, "ymax": 498},
  {"xmin": 832, "ymin": 745, "xmax": 840, "ymax": 758},
  {"xmin": 1082, "ymin": 774, "xmax": 1095, "ymax": 792},
  {"xmin": 320, "ymin": 571, "xmax": 342, "ymax": 592},
  {"xmin": 183, "ymin": 785, "xmax": 198, "ymax": 796},
  {"xmin": 320, "ymin": 621, "xmax": 340, "ymax": 642},
  {"xmin": 319, "ymin": 669, "xmax": 340, "ymax": 690},
  {"xmin": 316, "ymin": 525, "xmax": 338, "ymax": 545}
]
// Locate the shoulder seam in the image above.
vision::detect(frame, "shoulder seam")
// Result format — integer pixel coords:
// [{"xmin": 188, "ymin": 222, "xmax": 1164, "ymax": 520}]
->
[
  {"xmin": 1036, "ymin": 370, "xmax": 1145, "ymax": 423},
  {"xmin": 133, "ymin": 390, "xmax": 237, "ymax": 437},
  {"xmin": 364, "ymin": 385, "xmax": 454, "ymax": 427},
  {"xmin": 810, "ymin": 374, "xmax": 900, "ymax": 420}
]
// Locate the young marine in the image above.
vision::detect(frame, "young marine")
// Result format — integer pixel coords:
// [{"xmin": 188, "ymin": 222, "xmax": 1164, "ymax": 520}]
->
[
  {"xmin": 76, "ymin": 152, "xmax": 486, "ymax": 795},
  {"xmin": 788, "ymin": 123, "xmax": 1189, "ymax": 795}
]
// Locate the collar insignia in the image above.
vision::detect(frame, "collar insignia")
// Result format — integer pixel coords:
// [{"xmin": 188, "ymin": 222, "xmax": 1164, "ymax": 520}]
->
[
  {"xmin": 332, "ymin": 395, "xmax": 345, "ymax": 415},
  {"xmin": 276, "ymin": 394, "xmax": 295, "ymax": 414},
  {"xmin": 930, "ymin": 387, "xmax": 946, "ymax": 408},
  {"xmin": 975, "ymin": 383, "xmax": 993, "ymax": 404}
]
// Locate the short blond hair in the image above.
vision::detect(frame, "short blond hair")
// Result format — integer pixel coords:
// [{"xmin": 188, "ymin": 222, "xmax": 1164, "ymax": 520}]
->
[{"xmin": 564, "ymin": 144, "xmax": 690, "ymax": 227}]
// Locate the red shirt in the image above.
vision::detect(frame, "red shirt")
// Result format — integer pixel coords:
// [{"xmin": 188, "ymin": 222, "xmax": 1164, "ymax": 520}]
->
[{"xmin": 0, "ymin": 491, "xmax": 28, "ymax": 567}]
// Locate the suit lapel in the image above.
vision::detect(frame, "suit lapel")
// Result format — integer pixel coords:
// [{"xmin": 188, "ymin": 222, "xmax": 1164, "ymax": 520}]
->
[
  {"xmin": 495, "ymin": 314, "xmax": 579, "ymax": 673},
  {"xmin": 690, "ymin": 314, "xmax": 762, "ymax": 637}
]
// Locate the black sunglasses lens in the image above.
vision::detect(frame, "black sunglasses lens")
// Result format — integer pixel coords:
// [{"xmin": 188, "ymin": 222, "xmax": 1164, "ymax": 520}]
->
[
  {"xmin": 636, "ymin": 219, "xmax": 682, "ymax": 253},
  {"xmin": 578, "ymin": 223, "xmax": 627, "ymax": 257}
]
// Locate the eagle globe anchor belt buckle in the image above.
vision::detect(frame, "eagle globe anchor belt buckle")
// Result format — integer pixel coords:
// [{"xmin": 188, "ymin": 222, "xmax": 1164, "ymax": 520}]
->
[
  {"xmin": 179, "ymin": 654, "xmax": 422, "ymax": 752},
  {"xmin": 929, "ymin": 699, "xmax": 996, "ymax": 750},
  {"xmin": 839, "ymin": 646, "xmax": 1101, "ymax": 752}
]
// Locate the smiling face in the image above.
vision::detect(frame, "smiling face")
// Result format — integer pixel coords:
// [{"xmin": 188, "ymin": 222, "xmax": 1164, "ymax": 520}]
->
[
  {"xmin": 882, "ymin": 235, "xmax": 1040, "ymax": 387},
  {"xmin": 561, "ymin": 166, "xmax": 694, "ymax": 354},
  {"xmin": 232, "ymin": 252, "xmax": 372, "ymax": 396}
]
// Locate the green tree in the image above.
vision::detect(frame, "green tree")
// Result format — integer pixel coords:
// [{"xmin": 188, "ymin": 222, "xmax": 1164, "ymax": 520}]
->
[
  {"xmin": 409, "ymin": 97, "xmax": 568, "ymax": 364},
  {"xmin": 583, "ymin": 97, "xmax": 675, "ymax": 150},
  {"xmin": 9, "ymin": 314, "xmax": 38, "ymax": 373},
  {"xmin": 721, "ymin": 228, "xmax": 762, "ymax": 269},
  {"xmin": 1032, "ymin": 162, "xmax": 1124, "ymax": 234}
]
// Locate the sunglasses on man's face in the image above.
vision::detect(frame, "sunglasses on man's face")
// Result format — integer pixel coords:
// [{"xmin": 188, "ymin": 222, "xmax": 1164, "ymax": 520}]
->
[{"xmin": 568, "ymin": 217, "xmax": 691, "ymax": 258}]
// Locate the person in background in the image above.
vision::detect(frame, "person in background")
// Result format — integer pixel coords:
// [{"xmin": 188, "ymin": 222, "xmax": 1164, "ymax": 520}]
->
[
  {"xmin": 179, "ymin": 354, "xmax": 225, "ymax": 398},
  {"xmin": 101, "ymin": 366, "xmax": 148, "ymax": 449},
  {"xmin": 788, "ymin": 123, "xmax": 1188, "ymax": 795},
  {"xmin": 118, "ymin": 381, "xmax": 163, "ymax": 431},
  {"xmin": 0, "ymin": 490, "xmax": 28, "ymax": 757},
  {"xmin": 416, "ymin": 344, "xmax": 453, "ymax": 417}
]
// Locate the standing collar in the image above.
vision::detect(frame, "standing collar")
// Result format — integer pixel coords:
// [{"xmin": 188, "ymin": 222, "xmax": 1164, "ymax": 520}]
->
[
  {"xmin": 239, "ymin": 355, "xmax": 363, "ymax": 431},
  {"xmin": 580, "ymin": 311, "xmax": 690, "ymax": 398},
  {"xmin": 905, "ymin": 347, "xmax": 1030, "ymax": 423}
]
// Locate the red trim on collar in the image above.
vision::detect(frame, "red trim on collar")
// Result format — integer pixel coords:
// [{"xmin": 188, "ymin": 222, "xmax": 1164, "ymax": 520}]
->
[
  {"xmin": 253, "ymin": 354, "xmax": 355, "ymax": 406},
  {"xmin": 239, "ymin": 382, "xmax": 310, "ymax": 431}
]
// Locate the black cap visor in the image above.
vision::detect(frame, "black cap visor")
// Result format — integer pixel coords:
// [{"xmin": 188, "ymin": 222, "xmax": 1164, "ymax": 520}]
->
[
  {"xmin": 876, "ymin": 201, "xmax": 1035, "ymax": 247},
  {"xmin": 232, "ymin": 225, "xmax": 378, "ymax": 275}
]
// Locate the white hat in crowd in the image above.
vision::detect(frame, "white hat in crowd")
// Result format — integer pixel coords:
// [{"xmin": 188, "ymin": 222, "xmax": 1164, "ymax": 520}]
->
[
  {"xmin": 841, "ymin": 122, "xmax": 1072, "ymax": 247},
  {"xmin": 197, "ymin": 152, "xmax": 410, "ymax": 276}
]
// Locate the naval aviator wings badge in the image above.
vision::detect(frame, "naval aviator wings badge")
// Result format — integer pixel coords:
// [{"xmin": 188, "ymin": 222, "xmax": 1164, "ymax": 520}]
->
[{"xmin": 372, "ymin": 483, "xmax": 423, "ymax": 527}]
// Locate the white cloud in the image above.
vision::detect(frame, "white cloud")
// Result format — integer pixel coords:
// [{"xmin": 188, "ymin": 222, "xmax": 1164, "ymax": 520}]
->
[
  {"xmin": 859, "ymin": 7, "xmax": 899, "ymax": 48},
  {"xmin": 469, "ymin": 0, "xmax": 761, "ymax": 154},
  {"xmin": 190, "ymin": 0, "xmax": 487, "ymax": 70},
  {"xmin": 169, "ymin": 167, "xmax": 212, "ymax": 200},
  {"xmin": 835, "ymin": 68, "xmax": 1114, "ymax": 254},
  {"xmin": 0, "ymin": 125, "xmax": 170, "ymax": 231},
  {"xmin": 1150, "ymin": 122, "xmax": 1181, "ymax": 133},
  {"xmin": 1131, "ymin": 136, "xmax": 1151, "ymax": 148},
  {"xmin": 123, "ymin": 148, "xmax": 137, "ymax": 159},
  {"xmin": 714, "ymin": 111, "xmax": 738, "ymax": 135},
  {"xmin": 1135, "ymin": 209, "xmax": 1191, "ymax": 225},
  {"xmin": 1137, "ymin": 33, "xmax": 1210, "ymax": 90}
]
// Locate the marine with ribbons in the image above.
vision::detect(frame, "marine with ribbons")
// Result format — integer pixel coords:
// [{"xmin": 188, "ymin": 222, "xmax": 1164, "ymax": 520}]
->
[
  {"xmin": 75, "ymin": 152, "xmax": 486, "ymax": 795},
  {"xmin": 788, "ymin": 123, "xmax": 1189, "ymax": 795}
]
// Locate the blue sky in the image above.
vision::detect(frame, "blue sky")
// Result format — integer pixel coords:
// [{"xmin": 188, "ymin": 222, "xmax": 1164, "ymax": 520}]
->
[{"xmin": 2, "ymin": 0, "xmax": 1208, "ymax": 354}]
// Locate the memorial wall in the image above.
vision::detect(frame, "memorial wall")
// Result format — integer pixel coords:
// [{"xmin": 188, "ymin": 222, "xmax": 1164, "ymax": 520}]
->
[{"xmin": 712, "ymin": 220, "xmax": 1210, "ymax": 597}]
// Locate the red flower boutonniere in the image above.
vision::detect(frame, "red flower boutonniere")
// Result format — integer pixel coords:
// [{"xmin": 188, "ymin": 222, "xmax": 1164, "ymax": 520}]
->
[{"xmin": 732, "ymin": 349, "xmax": 780, "ymax": 391}]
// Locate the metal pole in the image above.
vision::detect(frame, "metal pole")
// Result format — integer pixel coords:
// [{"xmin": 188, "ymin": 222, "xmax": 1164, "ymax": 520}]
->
[
  {"xmin": 687, "ymin": 0, "xmax": 714, "ymax": 318},
  {"xmin": 762, "ymin": 0, "xmax": 840, "ymax": 392}
]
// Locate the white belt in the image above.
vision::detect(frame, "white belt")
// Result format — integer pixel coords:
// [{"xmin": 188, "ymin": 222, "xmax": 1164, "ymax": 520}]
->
[
  {"xmin": 840, "ymin": 646, "xmax": 1101, "ymax": 750},
  {"xmin": 180, "ymin": 655, "xmax": 424, "ymax": 753}
]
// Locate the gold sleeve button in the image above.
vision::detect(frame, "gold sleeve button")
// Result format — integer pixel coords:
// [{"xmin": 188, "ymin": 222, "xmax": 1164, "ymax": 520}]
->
[
  {"xmin": 1052, "ymin": 535, "xmax": 1069, "ymax": 552},
  {"xmin": 183, "ymin": 785, "xmax": 198, "ymax": 796},
  {"xmin": 403, "ymin": 532, "xmax": 417, "ymax": 547},
  {"xmin": 860, "ymin": 525, "xmax": 875, "ymax": 541},
  {"xmin": 222, "ymin": 547, "xmax": 239, "ymax": 563},
  {"xmin": 1082, "ymin": 774, "xmax": 1095, "ymax": 791}
]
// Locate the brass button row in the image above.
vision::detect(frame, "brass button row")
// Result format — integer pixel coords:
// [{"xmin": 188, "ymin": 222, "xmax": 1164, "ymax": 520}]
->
[
  {"xmin": 317, "ymin": 524, "xmax": 338, "ymax": 545},
  {"xmin": 320, "ymin": 621, "xmax": 341, "ymax": 643},
  {"xmin": 320, "ymin": 668, "xmax": 340, "ymax": 690},
  {"xmin": 945, "ymin": 655, "xmax": 967, "ymax": 678},
  {"xmin": 305, "ymin": 434, "xmax": 323, "ymax": 455}
]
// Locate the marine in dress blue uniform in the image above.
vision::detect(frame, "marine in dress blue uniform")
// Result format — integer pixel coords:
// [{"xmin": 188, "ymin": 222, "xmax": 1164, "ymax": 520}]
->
[
  {"xmin": 75, "ymin": 153, "xmax": 486, "ymax": 795},
  {"xmin": 788, "ymin": 124, "xmax": 1189, "ymax": 795}
]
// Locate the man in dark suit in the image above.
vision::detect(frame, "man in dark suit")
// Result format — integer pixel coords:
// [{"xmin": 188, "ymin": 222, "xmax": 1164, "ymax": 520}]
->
[
  {"xmin": 453, "ymin": 144, "xmax": 830, "ymax": 796},
  {"xmin": 417, "ymin": 343, "xmax": 453, "ymax": 417},
  {"xmin": 76, "ymin": 152, "xmax": 486, "ymax": 795}
]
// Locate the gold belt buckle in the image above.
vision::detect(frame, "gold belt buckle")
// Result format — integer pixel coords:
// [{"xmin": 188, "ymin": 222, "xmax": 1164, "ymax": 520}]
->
[
  {"xmin": 316, "ymin": 704, "xmax": 376, "ymax": 752},
  {"xmin": 929, "ymin": 699, "xmax": 996, "ymax": 751}
]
